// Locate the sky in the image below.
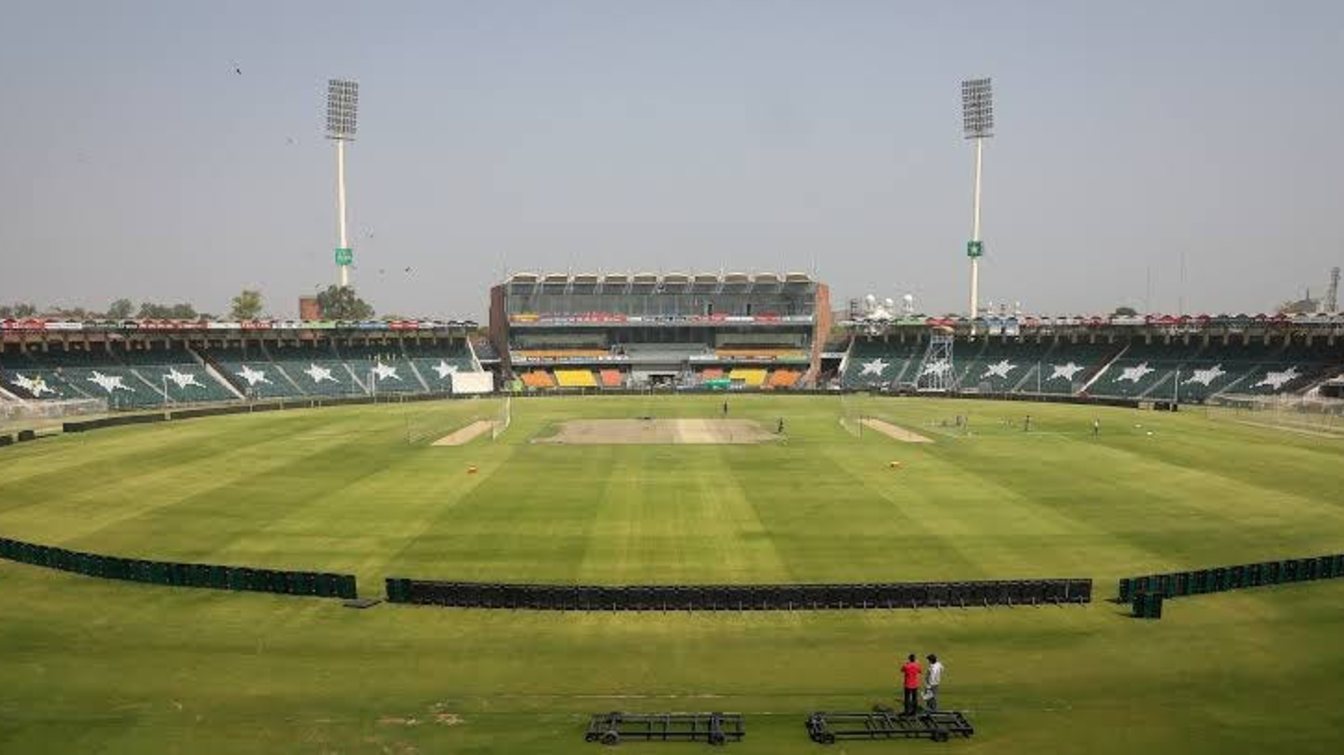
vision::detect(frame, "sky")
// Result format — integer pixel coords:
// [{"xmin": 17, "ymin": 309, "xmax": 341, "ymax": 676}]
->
[{"xmin": 1, "ymin": 0, "xmax": 1341, "ymax": 320}]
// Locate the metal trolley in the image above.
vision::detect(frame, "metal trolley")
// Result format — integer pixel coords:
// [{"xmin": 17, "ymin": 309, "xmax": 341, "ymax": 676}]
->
[
  {"xmin": 805, "ymin": 709, "xmax": 974, "ymax": 744},
  {"xmin": 585, "ymin": 711, "xmax": 745, "ymax": 746}
]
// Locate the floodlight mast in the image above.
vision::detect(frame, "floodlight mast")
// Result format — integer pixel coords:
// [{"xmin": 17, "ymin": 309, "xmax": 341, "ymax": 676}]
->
[
  {"xmin": 326, "ymin": 79, "xmax": 359, "ymax": 288},
  {"xmin": 961, "ymin": 78, "xmax": 993, "ymax": 329}
]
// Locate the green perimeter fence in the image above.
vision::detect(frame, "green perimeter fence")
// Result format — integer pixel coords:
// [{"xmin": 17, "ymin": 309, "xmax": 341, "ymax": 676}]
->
[
  {"xmin": 1121, "ymin": 553, "xmax": 1344, "ymax": 619},
  {"xmin": 0, "ymin": 536, "xmax": 357, "ymax": 599}
]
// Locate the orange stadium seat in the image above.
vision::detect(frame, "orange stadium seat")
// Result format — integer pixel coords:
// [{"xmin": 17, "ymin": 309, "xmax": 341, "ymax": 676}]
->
[
  {"xmin": 599, "ymin": 369, "xmax": 623, "ymax": 387},
  {"xmin": 521, "ymin": 370, "xmax": 556, "ymax": 388}
]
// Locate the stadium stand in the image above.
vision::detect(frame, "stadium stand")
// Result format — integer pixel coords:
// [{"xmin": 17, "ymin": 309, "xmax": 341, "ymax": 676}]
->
[
  {"xmin": 730, "ymin": 368, "xmax": 768, "ymax": 387},
  {"xmin": 1032, "ymin": 341, "xmax": 1121, "ymax": 396},
  {"xmin": 1235, "ymin": 339, "xmax": 1342, "ymax": 396},
  {"xmin": 599, "ymin": 369, "xmax": 624, "ymax": 388},
  {"xmin": 0, "ymin": 351, "xmax": 91, "ymax": 401},
  {"xmin": 842, "ymin": 338, "xmax": 925, "ymax": 389},
  {"xmin": 555, "ymin": 368, "xmax": 598, "ymax": 387},
  {"xmin": 210, "ymin": 346, "xmax": 305, "ymax": 399},
  {"xmin": 118, "ymin": 345, "xmax": 239, "ymax": 403},
  {"xmin": 955, "ymin": 338, "xmax": 1046, "ymax": 393},
  {"xmin": 338, "ymin": 344, "xmax": 426, "ymax": 393},
  {"xmin": 264, "ymin": 344, "xmax": 359, "ymax": 397},
  {"xmin": 27, "ymin": 346, "xmax": 163, "ymax": 408},
  {"xmin": 493, "ymin": 271, "xmax": 825, "ymax": 389},
  {"xmin": 1086, "ymin": 340, "xmax": 1195, "ymax": 399},
  {"xmin": 402, "ymin": 340, "xmax": 478, "ymax": 392},
  {"xmin": 521, "ymin": 370, "xmax": 556, "ymax": 389},
  {"xmin": 768, "ymin": 369, "xmax": 800, "ymax": 388}
]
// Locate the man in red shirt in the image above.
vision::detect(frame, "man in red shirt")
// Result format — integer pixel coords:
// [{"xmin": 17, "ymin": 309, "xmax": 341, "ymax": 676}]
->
[{"xmin": 900, "ymin": 654, "xmax": 922, "ymax": 715}]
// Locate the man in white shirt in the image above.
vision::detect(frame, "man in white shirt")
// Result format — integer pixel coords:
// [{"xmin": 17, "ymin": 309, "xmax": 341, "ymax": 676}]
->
[{"xmin": 925, "ymin": 654, "xmax": 944, "ymax": 712}]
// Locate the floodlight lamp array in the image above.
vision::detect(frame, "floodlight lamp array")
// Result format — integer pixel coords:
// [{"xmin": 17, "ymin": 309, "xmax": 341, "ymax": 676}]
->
[
  {"xmin": 326, "ymin": 79, "xmax": 359, "ymax": 140},
  {"xmin": 961, "ymin": 78, "xmax": 993, "ymax": 139}
]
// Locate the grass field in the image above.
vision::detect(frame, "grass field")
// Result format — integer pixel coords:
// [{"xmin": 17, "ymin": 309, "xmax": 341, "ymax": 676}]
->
[{"xmin": 2, "ymin": 394, "xmax": 1343, "ymax": 754}]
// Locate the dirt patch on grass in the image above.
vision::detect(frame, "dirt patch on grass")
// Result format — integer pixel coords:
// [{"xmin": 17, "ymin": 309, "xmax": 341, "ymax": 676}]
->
[
  {"xmin": 433, "ymin": 712, "xmax": 463, "ymax": 726},
  {"xmin": 535, "ymin": 418, "xmax": 775, "ymax": 445},
  {"xmin": 378, "ymin": 716, "xmax": 422, "ymax": 727},
  {"xmin": 860, "ymin": 418, "xmax": 933, "ymax": 443},
  {"xmin": 432, "ymin": 420, "xmax": 495, "ymax": 446}
]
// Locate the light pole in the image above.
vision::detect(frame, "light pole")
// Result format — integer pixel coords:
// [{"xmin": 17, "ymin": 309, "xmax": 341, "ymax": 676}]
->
[
  {"xmin": 326, "ymin": 79, "xmax": 359, "ymax": 288},
  {"xmin": 961, "ymin": 78, "xmax": 994, "ymax": 326}
]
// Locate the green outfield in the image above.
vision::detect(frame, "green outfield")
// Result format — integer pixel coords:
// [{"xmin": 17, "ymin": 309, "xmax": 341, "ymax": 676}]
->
[{"xmin": 2, "ymin": 395, "xmax": 1343, "ymax": 754}]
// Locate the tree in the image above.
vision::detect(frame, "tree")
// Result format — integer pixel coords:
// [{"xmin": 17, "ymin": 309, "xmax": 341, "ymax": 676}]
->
[
  {"xmin": 229, "ymin": 289, "xmax": 264, "ymax": 320},
  {"xmin": 315, "ymin": 285, "xmax": 374, "ymax": 320},
  {"xmin": 107, "ymin": 299, "xmax": 134, "ymax": 319},
  {"xmin": 0, "ymin": 303, "xmax": 37, "ymax": 318},
  {"xmin": 1112, "ymin": 306, "xmax": 1139, "ymax": 317},
  {"xmin": 138, "ymin": 302, "xmax": 198, "ymax": 320}
]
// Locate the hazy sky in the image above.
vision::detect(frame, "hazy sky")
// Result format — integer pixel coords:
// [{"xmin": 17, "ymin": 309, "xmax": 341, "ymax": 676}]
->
[{"xmin": 2, "ymin": 1, "xmax": 1341, "ymax": 320}]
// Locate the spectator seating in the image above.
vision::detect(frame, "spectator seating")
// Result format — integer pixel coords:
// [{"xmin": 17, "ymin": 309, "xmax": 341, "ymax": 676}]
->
[
  {"xmin": 700, "ymin": 367, "xmax": 725, "ymax": 380},
  {"xmin": 117, "ymin": 346, "xmax": 238, "ymax": 403},
  {"xmin": 730, "ymin": 368, "xmax": 767, "ymax": 386},
  {"xmin": 25, "ymin": 347, "xmax": 163, "ymax": 408},
  {"xmin": 842, "ymin": 339, "xmax": 925, "ymax": 389},
  {"xmin": 521, "ymin": 370, "xmax": 556, "ymax": 389},
  {"xmin": 555, "ymin": 368, "xmax": 598, "ymax": 387},
  {"xmin": 599, "ymin": 369, "xmax": 624, "ymax": 388},
  {"xmin": 0, "ymin": 352, "xmax": 92, "ymax": 401},
  {"xmin": 1235, "ymin": 341, "xmax": 1341, "ymax": 396},
  {"xmin": 1088, "ymin": 341, "xmax": 1196, "ymax": 399},
  {"xmin": 1166, "ymin": 340, "xmax": 1276, "ymax": 402},
  {"xmin": 954, "ymin": 339, "xmax": 1051, "ymax": 393},
  {"xmin": 1032, "ymin": 341, "xmax": 1119, "ymax": 396},
  {"xmin": 265, "ymin": 344, "xmax": 359, "ymax": 397},
  {"xmin": 768, "ymin": 369, "xmax": 800, "ymax": 388},
  {"xmin": 338, "ymin": 345, "xmax": 425, "ymax": 393},
  {"xmin": 211, "ymin": 347, "xmax": 305, "ymax": 399},
  {"xmin": 402, "ymin": 341, "xmax": 477, "ymax": 393}
]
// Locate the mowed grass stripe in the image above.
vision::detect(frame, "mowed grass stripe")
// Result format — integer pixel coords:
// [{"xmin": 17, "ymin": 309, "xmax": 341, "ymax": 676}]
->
[
  {"xmin": 0, "ymin": 411, "xmax": 388, "ymax": 550},
  {"xmin": 576, "ymin": 444, "xmax": 794, "ymax": 584}
]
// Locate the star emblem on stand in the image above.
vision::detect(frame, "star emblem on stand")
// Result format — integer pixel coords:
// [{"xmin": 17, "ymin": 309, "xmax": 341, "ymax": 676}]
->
[
  {"xmin": 1048, "ymin": 362, "xmax": 1085, "ymax": 382},
  {"xmin": 303, "ymin": 363, "xmax": 337, "ymax": 384},
  {"xmin": 88, "ymin": 370, "xmax": 133, "ymax": 393},
  {"xmin": 12, "ymin": 373, "xmax": 56, "ymax": 397},
  {"xmin": 163, "ymin": 367, "xmax": 203, "ymax": 390},
  {"xmin": 236, "ymin": 365, "xmax": 272, "ymax": 386},
  {"xmin": 1252, "ymin": 367, "xmax": 1300, "ymax": 391},
  {"xmin": 860, "ymin": 358, "xmax": 889, "ymax": 377},
  {"xmin": 982, "ymin": 359, "xmax": 1017, "ymax": 379},
  {"xmin": 1182, "ymin": 364, "xmax": 1226, "ymax": 386},
  {"xmin": 432, "ymin": 359, "xmax": 458, "ymax": 380},
  {"xmin": 1115, "ymin": 362, "xmax": 1155, "ymax": 383}
]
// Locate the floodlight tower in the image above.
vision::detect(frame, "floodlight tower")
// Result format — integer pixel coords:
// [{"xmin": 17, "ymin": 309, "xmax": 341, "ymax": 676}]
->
[
  {"xmin": 961, "ymin": 78, "xmax": 994, "ymax": 323},
  {"xmin": 326, "ymin": 79, "xmax": 359, "ymax": 287}
]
